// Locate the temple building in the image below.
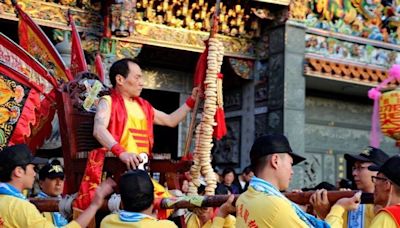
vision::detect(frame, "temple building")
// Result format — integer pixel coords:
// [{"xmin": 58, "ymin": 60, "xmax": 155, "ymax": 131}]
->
[{"xmin": 0, "ymin": 0, "xmax": 399, "ymax": 189}]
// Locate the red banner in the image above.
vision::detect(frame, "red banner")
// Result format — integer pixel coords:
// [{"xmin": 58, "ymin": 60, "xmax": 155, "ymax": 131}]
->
[
  {"xmin": 69, "ymin": 13, "xmax": 88, "ymax": 78},
  {"xmin": 15, "ymin": 3, "xmax": 72, "ymax": 84}
]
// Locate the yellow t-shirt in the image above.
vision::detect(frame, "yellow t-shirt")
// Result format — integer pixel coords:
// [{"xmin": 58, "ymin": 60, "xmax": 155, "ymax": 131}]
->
[
  {"xmin": 103, "ymin": 96, "xmax": 149, "ymax": 154},
  {"xmin": 370, "ymin": 210, "xmax": 398, "ymax": 228},
  {"xmin": 100, "ymin": 213, "xmax": 177, "ymax": 228},
  {"xmin": 185, "ymin": 212, "xmax": 236, "ymax": 228},
  {"xmin": 0, "ymin": 195, "xmax": 80, "ymax": 228},
  {"xmin": 236, "ymin": 187, "xmax": 344, "ymax": 228},
  {"xmin": 236, "ymin": 186, "xmax": 309, "ymax": 227}
]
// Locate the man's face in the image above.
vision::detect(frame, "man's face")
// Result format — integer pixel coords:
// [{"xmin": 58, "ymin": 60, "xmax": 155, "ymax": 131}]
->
[
  {"xmin": 119, "ymin": 62, "xmax": 144, "ymax": 97},
  {"xmin": 352, "ymin": 161, "xmax": 376, "ymax": 192},
  {"xmin": 20, "ymin": 164, "xmax": 37, "ymax": 189},
  {"xmin": 276, "ymin": 154, "xmax": 293, "ymax": 191},
  {"xmin": 40, "ymin": 177, "xmax": 64, "ymax": 197},
  {"xmin": 243, "ymin": 171, "xmax": 254, "ymax": 182},
  {"xmin": 373, "ymin": 173, "xmax": 391, "ymax": 207}
]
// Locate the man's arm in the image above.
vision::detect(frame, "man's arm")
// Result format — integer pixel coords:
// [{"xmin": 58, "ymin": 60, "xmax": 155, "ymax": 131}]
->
[
  {"xmin": 93, "ymin": 99, "xmax": 115, "ymax": 149},
  {"xmin": 75, "ymin": 178, "xmax": 116, "ymax": 227},
  {"xmin": 93, "ymin": 99, "xmax": 141, "ymax": 169},
  {"xmin": 154, "ymin": 88, "xmax": 198, "ymax": 127},
  {"xmin": 27, "ymin": 179, "xmax": 116, "ymax": 228}
]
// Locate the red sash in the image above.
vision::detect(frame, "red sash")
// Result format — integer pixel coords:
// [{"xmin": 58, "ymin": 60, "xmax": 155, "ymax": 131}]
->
[
  {"xmin": 108, "ymin": 89, "xmax": 154, "ymax": 154},
  {"xmin": 381, "ymin": 205, "xmax": 400, "ymax": 227}
]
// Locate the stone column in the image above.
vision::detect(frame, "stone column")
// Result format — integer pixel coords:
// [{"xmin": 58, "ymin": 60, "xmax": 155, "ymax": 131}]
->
[
  {"xmin": 283, "ymin": 22, "xmax": 306, "ymax": 188},
  {"xmin": 264, "ymin": 22, "xmax": 306, "ymax": 188}
]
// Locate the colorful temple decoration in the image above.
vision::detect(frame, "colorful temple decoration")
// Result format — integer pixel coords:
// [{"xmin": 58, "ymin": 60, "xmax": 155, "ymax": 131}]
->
[
  {"xmin": 228, "ymin": 58, "xmax": 254, "ymax": 79},
  {"xmin": 290, "ymin": 0, "xmax": 400, "ymax": 45},
  {"xmin": 305, "ymin": 34, "xmax": 400, "ymax": 68},
  {"xmin": 0, "ymin": 0, "xmax": 257, "ymax": 59}
]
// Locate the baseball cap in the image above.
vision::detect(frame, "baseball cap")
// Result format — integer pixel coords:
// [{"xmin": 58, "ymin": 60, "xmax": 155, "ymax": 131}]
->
[
  {"xmin": 120, "ymin": 170, "xmax": 154, "ymax": 200},
  {"xmin": 344, "ymin": 146, "xmax": 389, "ymax": 166},
  {"xmin": 368, "ymin": 155, "xmax": 400, "ymax": 186},
  {"xmin": 39, "ymin": 159, "xmax": 64, "ymax": 180},
  {"xmin": 0, "ymin": 144, "xmax": 48, "ymax": 172},
  {"xmin": 250, "ymin": 134, "xmax": 305, "ymax": 166}
]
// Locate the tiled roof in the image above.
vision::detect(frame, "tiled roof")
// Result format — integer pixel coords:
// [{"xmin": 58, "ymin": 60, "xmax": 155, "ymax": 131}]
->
[{"xmin": 304, "ymin": 54, "xmax": 397, "ymax": 86}]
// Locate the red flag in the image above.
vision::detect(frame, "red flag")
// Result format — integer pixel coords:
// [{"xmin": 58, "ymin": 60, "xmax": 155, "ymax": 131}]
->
[
  {"xmin": 95, "ymin": 53, "xmax": 105, "ymax": 82},
  {"xmin": 14, "ymin": 2, "xmax": 72, "ymax": 84},
  {"xmin": 69, "ymin": 12, "xmax": 88, "ymax": 78}
]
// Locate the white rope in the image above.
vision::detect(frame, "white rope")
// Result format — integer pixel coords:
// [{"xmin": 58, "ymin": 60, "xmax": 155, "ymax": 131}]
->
[
  {"xmin": 59, "ymin": 193, "xmax": 77, "ymax": 219},
  {"xmin": 108, "ymin": 193, "xmax": 121, "ymax": 213}
]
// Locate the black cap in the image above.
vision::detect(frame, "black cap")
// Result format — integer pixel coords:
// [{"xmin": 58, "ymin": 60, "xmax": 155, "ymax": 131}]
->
[
  {"xmin": 120, "ymin": 170, "xmax": 154, "ymax": 199},
  {"xmin": 250, "ymin": 134, "xmax": 305, "ymax": 166},
  {"xmin": 344, "ymin": 146, "xmax": 389, "ymax": 166},
  {"xmin": 39, "ymin": 159, "xmax": 64, "ymax": 180},
  {"xmin": 0, "ymin": 144, "xmax": 48, "ymax": 172},
  {"xmin": 368, "ymin": 155, "xmax": 400, "ymax": 186}
]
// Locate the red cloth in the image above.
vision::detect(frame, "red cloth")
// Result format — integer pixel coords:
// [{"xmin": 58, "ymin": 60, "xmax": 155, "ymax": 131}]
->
[
  {"xmin": 381, "ymin": 205, "xmax": 400, "ymax": 227},
  {"xmin": 15, "ymin": 3, "xmax": 72, "ymax": 83},
  {"xmin": 213, "ymin": 107, "xmax": 227, "ymax": 140},
  {"xmin": 193, "ymin": 41, "xmax": 208, "ymax": 90},
  {"xmin": 213, "ymin": 73, "xmax": 227, "ymax": 140},
  {"xmin": 69, "ymin": 13, "xmax": 88, "ymax": 78},
  {"xmin": 73, "ymin": 148, "xmax": 107, "ymax": 210},
  {"xmin": 94, "ymin": 53, "xmax": 105, "ymax": 82},
  {"xmin": 74, "ymin": 90, "xmax": 155, "ymax": 210}
]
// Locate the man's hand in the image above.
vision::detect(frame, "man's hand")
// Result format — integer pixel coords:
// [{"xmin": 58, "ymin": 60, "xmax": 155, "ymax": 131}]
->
[
  {"xmin": 334, "ymin": 191, "xmax": 361, "ymax": 211},
  {"xmin": 191, "ymin": 87, "xmax": 201, "ymax": 99},
  {"xmin": 91, "ymin": 178, "xmax": 116, "ymax": 209},
  {"xmin": 119, "ymin": 152, "xmax": 143, "ymax": 170},
  {"xmin": 217, "ymin": 195, "xmax": 236, "ymax": 218},
  {"xmin": 309, "ymin": 189, "xmax": 331, "ymax": 219}
]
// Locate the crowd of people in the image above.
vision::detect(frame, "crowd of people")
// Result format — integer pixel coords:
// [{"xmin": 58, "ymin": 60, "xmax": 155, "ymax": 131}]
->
[{"xmin": 0, "ymin": 58, "xmax": 399, "ymax": 227}]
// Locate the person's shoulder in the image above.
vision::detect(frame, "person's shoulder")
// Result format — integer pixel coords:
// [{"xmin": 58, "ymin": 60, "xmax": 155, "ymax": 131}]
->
[
  {"xmin": 152, "ymin": 219, "xmax": 177, "ymax": 227},
  {"xmin": 100, "ymin": 213, "xmax": 119, "ymax": 227}
]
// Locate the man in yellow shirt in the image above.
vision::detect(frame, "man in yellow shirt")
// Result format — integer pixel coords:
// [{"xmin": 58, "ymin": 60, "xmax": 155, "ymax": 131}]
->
[
  {"xmin": 310, "ymin": 146, "xmax": 389, "ymax": 228},
  {"xmin": 0, "ymin": 144, "xmax": 115, "ymax": 228},
  {"xmin": 100, "ymin": 169, "xmax": 177, "ymax": 228},
  {"xmin": 75, "ymin": 58, "xmax": 199, "ymax": 210},
  {"xmin": 368, "ymin": 155, "xmax": 400, "ymax": 227},
  {"xmin": 235, "ymin": 135, "xmax": 361, "ymax": 228}
]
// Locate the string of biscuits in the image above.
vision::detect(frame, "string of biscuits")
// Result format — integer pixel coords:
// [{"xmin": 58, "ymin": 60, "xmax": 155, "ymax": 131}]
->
[{"xmin": 188, "ymin": 37, "xmax": 224, "ymax": 196}]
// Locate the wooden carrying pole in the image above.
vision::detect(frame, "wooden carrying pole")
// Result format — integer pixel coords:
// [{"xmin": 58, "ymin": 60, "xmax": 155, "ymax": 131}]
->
[{"xmin": 30, "ymin": 191, "xmax": 373, "ymax": 212}]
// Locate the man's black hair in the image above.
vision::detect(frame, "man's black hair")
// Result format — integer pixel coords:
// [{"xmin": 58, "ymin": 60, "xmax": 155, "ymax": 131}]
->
[
  {"xmin": 120, "ymin": 170, "xmax": 154, "ymax": 212},
  {"xmin": 108, "ymin": 58, "xmax": 139, "ymax": 87}
]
